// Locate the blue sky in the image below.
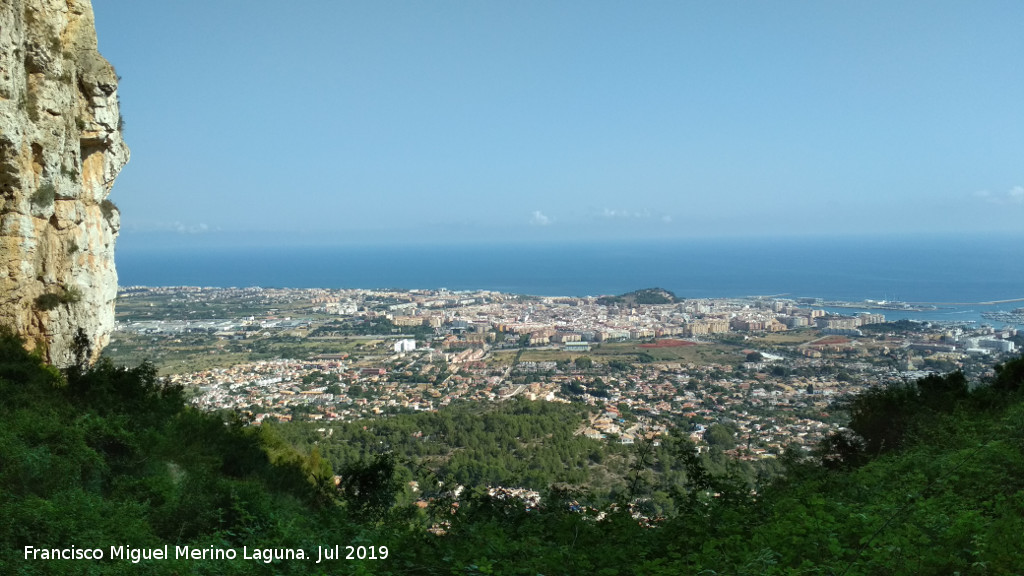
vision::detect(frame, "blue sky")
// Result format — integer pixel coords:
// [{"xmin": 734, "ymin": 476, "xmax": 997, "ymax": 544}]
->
[{"xmin": 91, "ymin": 1, "xmax": 1024, "ymax": 248}]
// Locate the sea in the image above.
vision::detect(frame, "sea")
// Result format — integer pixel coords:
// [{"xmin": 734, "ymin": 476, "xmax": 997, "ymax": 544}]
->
[{"xmin": 116, "ymin": 235, "xmax": 1024, "ymax": 327}]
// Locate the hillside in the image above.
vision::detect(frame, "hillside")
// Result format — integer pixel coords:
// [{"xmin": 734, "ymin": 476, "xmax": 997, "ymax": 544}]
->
[
  {"xmin": 3, "ymin": 328, "xmax": 1024, "ymax": 574},
  {"xmin": 597, "ymin": 287, "xmax": 681, "ymax": 306}
]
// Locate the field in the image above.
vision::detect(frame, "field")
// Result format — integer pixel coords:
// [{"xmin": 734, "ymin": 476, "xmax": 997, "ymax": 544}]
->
[
  {"xmin": 639, "ymin": 338, "xmax": 696, "ymax": 348},
  {"xmin": 104, "ymin": 332, "xmax": 391, "ymax": 375},
  {"xmin": 593, "ymin": 340, "xmax": 744, "ymax": 364},
  {"xmin": 745, "ymin": 329, "xmax": 821, "ymax": 346}
]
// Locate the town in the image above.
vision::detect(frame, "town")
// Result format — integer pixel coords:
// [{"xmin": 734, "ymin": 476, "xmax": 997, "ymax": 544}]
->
[{"xmin": 104, "ymin": 286, "xmax": 1020, "ymax": 459}]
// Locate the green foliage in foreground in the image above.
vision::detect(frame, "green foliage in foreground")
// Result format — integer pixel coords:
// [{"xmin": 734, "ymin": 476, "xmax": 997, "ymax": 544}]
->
[
  {"xmin": 273, "ymin": 400, "xmax": 637, "ymax": 499},
  {"xmin": 0, "ymin": 331, "xmax": 359, "ymax": 575},
  {"xmin": 2, "ymin": 327, "xmax": 1024, "ymax": 575}
]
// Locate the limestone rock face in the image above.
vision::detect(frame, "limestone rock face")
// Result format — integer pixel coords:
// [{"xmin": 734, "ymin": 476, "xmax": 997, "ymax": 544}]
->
[{"xmin": 0, "ymin": 0, "xmax": 128, "ymax": 366}]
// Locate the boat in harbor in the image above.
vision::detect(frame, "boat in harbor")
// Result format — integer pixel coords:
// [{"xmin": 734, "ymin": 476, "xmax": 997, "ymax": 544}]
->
[{"xmin": 980, "ymin": 309, "xmax": 1024, "ymax": 323}]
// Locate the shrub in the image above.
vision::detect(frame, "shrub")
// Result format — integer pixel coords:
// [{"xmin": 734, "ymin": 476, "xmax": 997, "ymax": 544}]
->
[
  {"xmin": 63, "ymin": 286, "xmax": 83, "ymax": 304},
  {"xmin": 33, "ymin": 286, "xmax": 82, "ymax": 311},
  {"xmin": 993, "ymin": 355, "xmax": 1024, "ymax": 393},
  {"xmin": 34, "ymin": 292, "xmax": 62, "ymax": 311},
  {"xmin": 31, "ymin": 182, "xmax": 56, "ymax": 206},
  {"xmin": 100, "ymin": 198, "xmax": 117, "ymax": 220}
]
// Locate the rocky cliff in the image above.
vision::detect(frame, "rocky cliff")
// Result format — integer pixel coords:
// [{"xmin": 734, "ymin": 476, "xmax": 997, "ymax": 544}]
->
[{"xmin": 0, "ymin": 0, "xmax": 127, "ymax": 366}]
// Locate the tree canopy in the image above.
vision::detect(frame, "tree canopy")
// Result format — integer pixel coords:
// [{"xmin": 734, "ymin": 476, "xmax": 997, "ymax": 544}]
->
[{"xmin": 3, "ymin": 328, "xmax": 1024, "ymax": 575}]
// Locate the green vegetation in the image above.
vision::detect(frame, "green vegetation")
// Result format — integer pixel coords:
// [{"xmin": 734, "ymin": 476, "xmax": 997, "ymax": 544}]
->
[
  {"xmin": 33, "ymin": 286, "xmax": 82, "ymax": 311},
  {"xmin": 860, "ymin": 319, "xmax": 931, "ymax": 334},
  {"xmin": 30, "ymin": 182, "xmax": 56, "ymax": 207},
  {"xmin": 3, "ymin": 328, "xmax": 1024, "ymax": 575},
  {"xmin": 103, "ymin": 332, "xmax": 371, "ymax": 376},
  {"xmin": 114, "ymin": 292, "xmax": 279, "ymax": 322},
  {"xmin": 100, "ymin": 198, "xmax": 118, "ymax": 221},
  {"xmin": 63, "ymin": 286, "xmax": 83, "ymax": 303},
  {"xmin": 273, "ymin": 400, "xmax": 656, "ymax": 499},
  {"xmin": 310, "ymin": 317, "xmax": 434, "ymax": 339},
  {"xmin": 0, "ymin": 330, "xmax": 352, "ymax": 575},
  {"xmin": 597, "ymin": 287, "xmax": 681, "ymax": 306},
  {"xmin": 747, "ymin": 328, "xmax": 819, "ymax": 345},
  {"xmin": 594, "ymin": 340, "xmax": 743, "ymax": 364},
  {"xmin": 33, "ymin": 293, "xmax": 62, "ymax": 311},
  {"xmin": 704, "ymin": 422, "xmax": 737, "ymax": 449}
]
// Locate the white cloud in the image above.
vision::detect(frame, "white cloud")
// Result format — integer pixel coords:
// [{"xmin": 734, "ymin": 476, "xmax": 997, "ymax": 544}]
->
[
  {"xmin": 529, "ymin": 211, "xmax": 552, "ymax": 226},
  {"xmin": 124, "ymin": 221, "xmax": 212, "ymax": 234},
  {"xmin": 973, "ymin": 186, "xmax": 1023, "ymax": 205},
  {"xmin": 601, "ymin": 207, "xmax": 652, "ymax": 219},
  {"xmin": 598, "ymin": 207, "xmax": 672, "ymax": 223},
  {"xmin": 173, "ymin": 221, "xmax": 210, "ymax": 234}
]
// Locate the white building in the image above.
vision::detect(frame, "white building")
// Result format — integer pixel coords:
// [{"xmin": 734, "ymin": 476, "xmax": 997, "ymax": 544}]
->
[{"xmin": 394, "ymin": 338, "xmax": 417, "ymax": 353}]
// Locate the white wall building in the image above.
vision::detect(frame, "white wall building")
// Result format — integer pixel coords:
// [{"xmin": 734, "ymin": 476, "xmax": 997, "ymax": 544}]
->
[{"xmin": 394, "ymin": 339, "xmax": 417, "ymax": 353}]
